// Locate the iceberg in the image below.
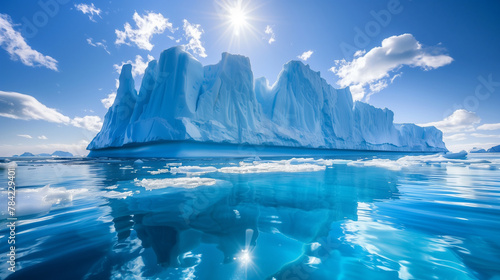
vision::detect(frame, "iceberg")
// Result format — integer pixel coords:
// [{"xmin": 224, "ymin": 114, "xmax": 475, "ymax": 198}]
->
[
  {"xmin": 487, "ymin": 145, "xmax": 500, "ymax": 153},
  {"xmin": 51, "ymin": 151, "xmax": 74, "ymax": 157},
  {"xmin": 88, "ymin": 46, "xmax": 447, "ymax": 157},
  {"xmin": 470, "ymin": 145, "xmax": 500, "ymax": 153},
  {"xmin": 469, "ymin": 147, "xmax": 487, "ymax": 153}
]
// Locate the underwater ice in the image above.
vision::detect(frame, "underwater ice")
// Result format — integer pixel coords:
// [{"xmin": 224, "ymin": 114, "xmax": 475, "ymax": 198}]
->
[{"xmin": 88, "ymin": 46, "xmax": 447, "ymax": 155}]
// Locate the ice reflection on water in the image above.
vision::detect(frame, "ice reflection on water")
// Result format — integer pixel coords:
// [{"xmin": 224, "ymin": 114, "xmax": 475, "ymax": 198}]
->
[{"xmin": 0, "ymin": 154, "xmax": 499, "ymax": 279}]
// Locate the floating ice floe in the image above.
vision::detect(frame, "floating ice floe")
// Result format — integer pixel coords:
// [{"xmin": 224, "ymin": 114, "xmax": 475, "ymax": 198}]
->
[
  {"xmin": 0, "ymin": 185, "xmax": 88, "ymax": 217},
  {"xmin": 148, "ymin": 169, "xmax": 170, "ymax": 175},
  {"xmin": 143, "ymin": 155, "xmax": 498, "ymax": 177},
  {"xmin": 169, "ymin": 166, "xmax": 218, "ymax": 175},
  {"xmin": 219, "ymin": 158, "xmax": 330, "ymax": 174},
  {"xmin": 467, "ymin": 164, "xmax": 496, "ymax": 170},
  {"xmin": 347, "ymin": 153, "xmax": 496, "ymax": 171},
  {"xmin": 133, "ymin": 177, "xmax": 217, "ymax": 190},
  {"xmin": 144, "ymin": 158, "xmax": 337, "ymax": 175},
  {"xmin": 443, "ymin": 150, "xmax": 467, "ymax": 159},
  {"xmin": 99, "ymin": 190, "xmax": 133, "ymax": 199},
  {"xmin": 0, "ymin": 161, "xmax": 17, "ymax": 169},
  {"xmin": 119, "ymin": 165, "xmax": 134, "ymax": 170}
]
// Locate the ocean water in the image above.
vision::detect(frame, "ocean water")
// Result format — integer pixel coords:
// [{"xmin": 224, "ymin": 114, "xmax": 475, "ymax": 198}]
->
[{"xmin": 0, "ymin": 153, "xmax": 499, "ymax": 280}]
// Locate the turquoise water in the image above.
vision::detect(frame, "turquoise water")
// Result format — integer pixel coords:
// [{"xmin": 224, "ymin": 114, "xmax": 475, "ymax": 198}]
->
[{"xmin": 1, "ymin": 153, "xmax": 499, "ymax": 280}]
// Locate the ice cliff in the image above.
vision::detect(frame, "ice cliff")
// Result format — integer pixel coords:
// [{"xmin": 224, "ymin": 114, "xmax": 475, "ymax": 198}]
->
[{"xmin": 88, "ymin": 46, "xmax": 447, "ymax": 155}]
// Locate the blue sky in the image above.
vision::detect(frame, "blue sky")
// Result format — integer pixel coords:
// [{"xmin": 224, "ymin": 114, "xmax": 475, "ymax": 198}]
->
[{"xmin": 0, "ymin": 0, "xmax": 499, "ymax": 156}]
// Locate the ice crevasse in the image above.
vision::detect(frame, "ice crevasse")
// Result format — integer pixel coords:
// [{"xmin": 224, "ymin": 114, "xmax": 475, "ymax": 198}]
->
[{"xmin": 88, "ymin": 46, "xmax": 447, "ymax": 156}]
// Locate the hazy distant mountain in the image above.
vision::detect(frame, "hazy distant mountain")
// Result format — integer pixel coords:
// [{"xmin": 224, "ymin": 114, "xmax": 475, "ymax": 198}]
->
[
  {"xmin": 469, "ymin": 147, "xmax": 487, "ymax": 153},
  {"xmin": 12, "ymin": 151, "xmax": 74, "ymax": 157},
  {"xmin": 487, "ymin": 145, "xmax": 500, "ymax": 153}
]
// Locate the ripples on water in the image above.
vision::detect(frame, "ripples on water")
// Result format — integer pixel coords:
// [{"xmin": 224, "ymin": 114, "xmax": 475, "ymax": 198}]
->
[{"xmin": 0, "ymin": 153, "xmax": 499, "ymax": 280}]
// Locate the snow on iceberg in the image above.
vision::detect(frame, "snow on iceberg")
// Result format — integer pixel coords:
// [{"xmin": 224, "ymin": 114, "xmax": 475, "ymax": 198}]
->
[{"xmin": 88, "ymin": 46, "xmax": 447, "ymax": 157}]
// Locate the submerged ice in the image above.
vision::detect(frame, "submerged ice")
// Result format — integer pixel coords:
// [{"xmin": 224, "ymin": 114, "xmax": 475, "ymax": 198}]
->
[{"xmin": 88, "ymin": 46, "xmax": 446, "ymax": 154}]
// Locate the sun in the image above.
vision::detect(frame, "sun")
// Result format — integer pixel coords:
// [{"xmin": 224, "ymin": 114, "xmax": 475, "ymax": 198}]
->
[
  {"xmin": 228, "ymin": 4, "xmax": 249, "ymax": 36},
  {"xmin": 216, "ymin": 0, "xmax": 256, "ymax": 37},
  {"xmin": 214, "ymin": 0, "xmax": 263, "ymax": 50}
]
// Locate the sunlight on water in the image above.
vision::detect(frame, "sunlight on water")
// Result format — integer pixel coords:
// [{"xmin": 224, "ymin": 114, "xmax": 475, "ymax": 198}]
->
[{"xmin": 0, "ymin": 153, "xmax": 499, "ymax": 279}]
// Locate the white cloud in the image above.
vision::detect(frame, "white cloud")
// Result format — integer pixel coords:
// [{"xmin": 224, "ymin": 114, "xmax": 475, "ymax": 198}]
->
[
  {"xmin": 183, "ymin": 19, "xmax": 207, "ymax": 58},
  {"xmin": 74, "ymin": 3, "xmax": 102, "ymax": 22},
  {"xmin": 167, "ymin": 35, "xmax": 181, "ymax": 43},
  {"xmin": 113, "ymin": 54, "xmax": 154, "ymax": 78},
  {"xmin": 353, "ymin": 50, "xmax": 366, "ymax": 57},
  {"xmin": 390, "ymin": 72, "xmax": 403, "ymax": 83},
  {"xmin": 470, "ymin": 133, "xmax": 500, "ymax": 139},
  {"xmin": 18, "ymin": 134, "xmax": 32, "ymax": 139},
  {"xmin": 101, "ymin": 92, "xmax": 116, "ymax": 109},
  {"xmin": 0, "ymin": 90, "xmax": 70, "ymax": 123},
  {"xmin": 420, "ymin": 109, "xmax": 500, "ymax": 152},
  {"xmin": 368, "ymin": 80, "xmax": 388, "ymax": 96},
  {"xmin": 330, "ymin": 34, "xmax": 453, "ymax": 101},
  {"xmin": 419, "ymin": 109, "xmax": 480, "ymax": 133},
  {"xmin": 265, "ymin": 25, "xmax": 275, "ymax": 44},
  {"xmin": 0, "ymin": 90, "xmax": 102, "ymax": 132},
  {"xmin": 86, "ymin": 38, "xmax": 110, "ymax": 54},
  {"xmin": 298, "ymin": 50, "xmax": 313, "ymax": 61},
  {"xmin": 477, "ymin": 123, "xmax": 500, "ymax": 131},
  {"xmin": 38, "ymin": 135, "xmax": 48, "ymax": 140},
  {"xmin": 444, "ymin": 133, "xmax": 467, "ymax": 141},
  {"xmin": 101, "ymin": 76, "xmax": 121, "ymax": 109},
  {"xmin": 71, "ymin": 116, "xmax": 103, "ymax": 132},
  {"xmin": 115, "ymin": 12, "xmax": 174, "ymax": 51},
  {"xmin": 0, "ymin": 14, "xmax": 58, "ymax": 71}
]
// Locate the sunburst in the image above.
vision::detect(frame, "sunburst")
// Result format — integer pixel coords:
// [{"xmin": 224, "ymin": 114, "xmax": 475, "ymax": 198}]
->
[{"xmin": 214, "ymin": 0, "xmax": 264, "ymax": 50}]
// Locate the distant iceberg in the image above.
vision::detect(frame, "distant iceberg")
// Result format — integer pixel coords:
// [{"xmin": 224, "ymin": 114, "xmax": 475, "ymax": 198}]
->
[
  {"xmin": 88, "ymin": 46, "xmax": 446, "ymax": 157},
  {"xmin": 487, "ymin": 145, "xmax": 500, "ymax": 153},
  {"xmin": 469, "ymin": 145, "xmax": 500, "ymax": 153},
  {"xmin": 470, "ymin": 147, "xmax": 487, "ymax": 153}
]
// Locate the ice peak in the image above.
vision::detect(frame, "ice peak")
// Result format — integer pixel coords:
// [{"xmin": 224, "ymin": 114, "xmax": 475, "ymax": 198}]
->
[
  {"xmin": 279, "ymin": 60, "xmax": 323, "ymax": 85},
  {"xmin": 221, "ymin": 52, "xmax": 250, "ymax": 63},
  {"xmin": 115, "ymin": 63, "xmax": 136, "ymax": 104},
  {"xmin": 119, "ymin": 64, "xmax": 133, "ymax": 81},
  {"xmin": 146, "ymin": 59, "xmax": 157, "ymax": 69},
  {"xmin": 161, "ymin": 45, "xmax": 187, "ymax": 56},
  {"xmin": 283, "ymin": 60, "xmax": 316, "ymax": 73},
  {"xmin": 284, "ymin": 60, "xmax": 306, "ymax": 68}
]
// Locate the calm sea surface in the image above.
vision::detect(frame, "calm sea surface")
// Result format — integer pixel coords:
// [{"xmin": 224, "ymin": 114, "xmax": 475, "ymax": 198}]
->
[{"xmin": 1, "ymin": 153, "xmax": 499, "ymax": 280}]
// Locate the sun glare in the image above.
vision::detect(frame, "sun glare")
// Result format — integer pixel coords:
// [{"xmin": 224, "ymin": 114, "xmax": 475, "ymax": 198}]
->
[
  {"xmin": 237, "ymin": 249, "xmax": 252, "ymax": 266},
  {"xmin": 215, "ymin": 0, "xmax": 262, "ymax": 50},
  {"xmin": 229, "ymin": 5, "xmax": 248, "ymax": 36}
]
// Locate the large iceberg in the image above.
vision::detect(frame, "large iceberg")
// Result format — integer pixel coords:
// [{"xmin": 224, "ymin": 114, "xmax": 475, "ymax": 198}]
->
[{"xmin": 88, "ymin": 46, "xmax": 446, "ymax": 157}]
